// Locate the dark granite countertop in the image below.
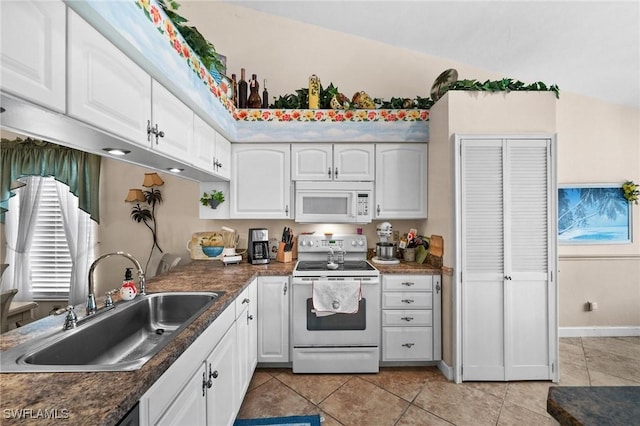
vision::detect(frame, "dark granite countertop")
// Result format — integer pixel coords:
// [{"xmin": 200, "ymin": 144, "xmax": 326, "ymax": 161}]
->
[
  {"xmin": 547, "ymin": 386, "xmax": 640, "ymax": 426},
  {"xmin": 0, "ymin": 258, "xmax": 440, "ymax": 425}
]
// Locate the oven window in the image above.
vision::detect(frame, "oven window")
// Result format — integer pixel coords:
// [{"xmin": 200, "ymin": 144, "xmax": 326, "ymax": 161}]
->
[{"xmin": 306, "ymin": 299, "xmax": 366, "ymax": 330}]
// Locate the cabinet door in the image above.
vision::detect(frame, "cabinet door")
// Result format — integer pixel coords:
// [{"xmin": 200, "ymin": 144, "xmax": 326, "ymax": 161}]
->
[
  {"xmin": 0, "ymin": 1, "xmax": 65, "ymax": 112},
  {"xmin": 215, "ymin": 131, "xmax": 232, "ymax": 181},
  {"xmin": 248, "ymin": 280, "xmax": 258, "ymax": 372},
  {"xmin": 236, "ymin": 301, "xmax": 250, "ymax": 405},
  {"xmin": 193, "ymin": 114, "xmax": 216, "ymax": 172},
  {"xmin": 151, "ymin": 81, "xmax": 193, "ymax": 160},
  {"xmin": 460, "ymin": 137, "xmax": 554, "ymax": 381},
  {"xmin": 257, "ymin": 276, "xmax": 289, "ymax": 363},
  {"xmin": 67, "ymin": 10, "xmax": 151, "ymax": 145},
  {"xmin": 292, "ymin": 144, "xmax": 332, "ymax": 180},
  {"xmin": 375, "ymin": 144, "xmax": 427, "ymax": 218},
  {"xmin": 231, "ymin": 144, "xmax": 291, "ymax": 219},
  {"xmin": 155, "ymin": 362, "xmax": 207, "ymax": 426},
  {"xmin": 206, "ymin": 325, "xmax": 237, "ymax": 426},
  {"xmin": 333, "ymin": 144, "xmax": 374, "ymax": 181}
]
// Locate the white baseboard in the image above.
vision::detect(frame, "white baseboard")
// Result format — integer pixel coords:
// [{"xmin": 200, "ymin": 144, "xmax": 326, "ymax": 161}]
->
[
  {"xmin": 438, "ymin": 360, "xmax": 454, "ymax": 381},
  {"xmin": 559, "ymin": 326, "xmax": 640, "ymax": 337}
]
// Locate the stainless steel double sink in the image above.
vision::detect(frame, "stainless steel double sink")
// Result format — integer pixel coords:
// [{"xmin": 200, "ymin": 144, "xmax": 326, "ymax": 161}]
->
[{"xmin": 0, "ymin": 291, "xmax": 224, "ymax": 373}]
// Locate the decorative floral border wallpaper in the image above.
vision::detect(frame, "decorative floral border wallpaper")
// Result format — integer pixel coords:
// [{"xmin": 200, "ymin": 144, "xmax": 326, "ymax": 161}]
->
[
  {"xmin": 233, "ymin": 108, "xmax": 429, "ymax": 123},
  {"xmin": 135, "ymin": 0, "xmax": 429, "ymax": 124}
]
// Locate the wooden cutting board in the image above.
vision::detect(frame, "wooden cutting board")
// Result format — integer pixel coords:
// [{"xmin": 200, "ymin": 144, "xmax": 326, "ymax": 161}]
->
[{"xmin": 430, "ymin": 235, "xmax": 443, "ymax": 257}]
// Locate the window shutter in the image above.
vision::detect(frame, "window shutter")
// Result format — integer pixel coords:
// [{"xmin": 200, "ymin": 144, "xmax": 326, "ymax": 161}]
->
[{"xmin": 30, "ymin": 177, "xmax": 72, "ymax": 300}]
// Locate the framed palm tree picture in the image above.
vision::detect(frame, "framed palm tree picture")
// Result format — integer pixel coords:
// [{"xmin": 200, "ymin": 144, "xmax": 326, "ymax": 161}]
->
[{"xmin": 558, "ymin": 184, "xmax": 632, "ymax": 244}]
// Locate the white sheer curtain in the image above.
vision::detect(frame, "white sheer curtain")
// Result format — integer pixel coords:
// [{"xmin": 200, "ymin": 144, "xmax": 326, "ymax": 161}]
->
[
  {"xmin": 55, "ymin": 180, "xmax": 95, "ymax": 306},
  {"xmin": 1, "ymin": 176, "xmax": 43, "ymax": 301}
]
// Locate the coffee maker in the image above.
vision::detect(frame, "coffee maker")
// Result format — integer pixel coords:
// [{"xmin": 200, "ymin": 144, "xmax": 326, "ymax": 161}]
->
[{"xmin": 248, "ymin": 228, "xmax": 270, "ymax": 264}]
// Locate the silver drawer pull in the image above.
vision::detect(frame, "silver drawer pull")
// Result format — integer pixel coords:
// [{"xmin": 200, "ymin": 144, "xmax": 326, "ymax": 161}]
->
[
  {"xmin": 401, "ymin": 299, "xmax": 415, "ymax": 304},
  {"xmin": 401, "ymin": 282, "xmax": 415, "ymax": 286},
  {"xmin": 402, "ymin": 343, "xmax": 415, "ymax": 348},
  {"xmin": 401, "ymin": 317, "xmax": 414, "ymax": 321}
]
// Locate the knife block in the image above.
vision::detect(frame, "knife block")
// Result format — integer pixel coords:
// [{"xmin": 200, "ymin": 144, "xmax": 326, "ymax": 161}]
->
[{"xmin": 276, "ymin": 242, "xmax": 293, "ymax": 263}]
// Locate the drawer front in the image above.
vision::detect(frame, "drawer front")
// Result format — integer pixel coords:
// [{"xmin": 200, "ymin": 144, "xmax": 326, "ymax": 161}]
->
[
  {"xmin": 234, "ymin": 286, "xmax": 250, "ymax": 318},
  {"xmin": 382, "ymin": 292, "xmax": 432, "ymax": 309},
  {"xmin": 383, "ymin": 275, "xmax": 432, "ymax": 292},
  {"xmin": 382, "ymin": 309, "xmax": 432, "ymax": 327},
  {"xmin": 382, "ymin": 327, "xmax": 433, "ymax": 361}
]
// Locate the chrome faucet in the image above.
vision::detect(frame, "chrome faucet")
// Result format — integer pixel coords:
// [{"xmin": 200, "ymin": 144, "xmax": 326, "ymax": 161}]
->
[{"xmin": 87, "ymin": 252, "xmax": 146, "ymax": 315}]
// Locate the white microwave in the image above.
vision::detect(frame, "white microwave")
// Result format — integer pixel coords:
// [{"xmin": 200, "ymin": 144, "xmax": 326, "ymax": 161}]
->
[{"xmin": 295, "ymin": 181, "xmax": 373, "ymax": 223}]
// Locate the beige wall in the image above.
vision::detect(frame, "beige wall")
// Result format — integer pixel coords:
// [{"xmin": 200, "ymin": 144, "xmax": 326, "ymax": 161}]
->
[{"xmin": 555, "ymin": 92, "xmax": 640, "ymax": 328}]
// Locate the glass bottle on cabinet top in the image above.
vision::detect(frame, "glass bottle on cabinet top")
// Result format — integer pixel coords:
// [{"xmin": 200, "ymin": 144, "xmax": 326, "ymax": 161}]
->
[
  {"xmin": 238, "ymin": 68, "xmax": 248, "ymax": 108},
  {"xmin": 248, "ymin": 73, "xmax": 261, "ymax": 108},
  {"xmin": 262, "ymin": 79, "xmax": 269, "ymax": 109}
]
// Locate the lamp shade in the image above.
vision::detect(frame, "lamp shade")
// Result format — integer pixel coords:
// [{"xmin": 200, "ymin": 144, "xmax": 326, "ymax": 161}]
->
[
  {"xmin": 142, "ymin": 172, "xmax": 164, "ymax": 187},
  {"xmin": 125, "ymin": 189, "xmax": 145, "ymax": 202}
]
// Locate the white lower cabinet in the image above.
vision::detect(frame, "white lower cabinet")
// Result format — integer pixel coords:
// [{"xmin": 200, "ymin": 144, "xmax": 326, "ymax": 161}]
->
[
  {"xmin": 381, "ymin": 275, "xmax": 441, "ymax": 362},
  {"xmin": 205, "ymin": 325, "xmax": 237, "ymax": 426},
  {"xmin": 236, "ymin": 280, "xmax": 258, "ymax": 403},
  {"xmin": 140, "ymin": 282, "xmax": 258, "ymax": 426},
  {"xmin": 257, "ymin": 276, "xmax": 289, "ymax": 363}
]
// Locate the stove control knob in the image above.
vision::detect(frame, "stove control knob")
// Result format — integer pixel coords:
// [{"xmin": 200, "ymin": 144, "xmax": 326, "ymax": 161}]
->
[{"xmin": 299, "ymin": 239, "xmax": 307, "ymax": 247}]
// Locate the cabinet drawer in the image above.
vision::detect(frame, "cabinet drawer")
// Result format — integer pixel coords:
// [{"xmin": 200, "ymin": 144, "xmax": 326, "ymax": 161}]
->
[
  {"xmin": 235, "ymin": 286, "xmax": 250, "ymax": 319},
  {"xmin": 383, "ymin": 275, "xmax": 432, "ymax": 292},
  {"xmin": 382, "ymin": 310, "xmax": 432, "ymax": 327},
  {"xmin": 382, "ymin": 327, "xmax": 433, "ymax": 361},
  {"xmin": 382, "ymin": 292, "xmax": 432, "ymax": 309}
]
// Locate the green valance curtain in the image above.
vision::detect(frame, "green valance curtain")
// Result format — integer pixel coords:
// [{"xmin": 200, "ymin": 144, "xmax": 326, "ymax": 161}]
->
[{"xmin": 1, "ymin": 138, "xmax": 101, "ymax": 223}]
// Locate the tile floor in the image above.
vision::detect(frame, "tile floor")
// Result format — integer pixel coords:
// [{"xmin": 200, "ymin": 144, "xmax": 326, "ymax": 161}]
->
[{"xmin": 237, "ymin": 337, "xmax": 640, "ymax": 425}]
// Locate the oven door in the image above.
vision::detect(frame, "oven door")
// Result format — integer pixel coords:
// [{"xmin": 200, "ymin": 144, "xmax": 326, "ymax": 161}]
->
[{"xmin": 292, "ymin": 277, "xmax": 380, "ymax": 347}]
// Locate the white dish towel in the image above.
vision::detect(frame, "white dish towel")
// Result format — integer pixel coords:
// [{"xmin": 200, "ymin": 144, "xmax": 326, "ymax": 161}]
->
[{"xmin": 312, "ymin": 280, "xmax": 362, "ymax": 315}]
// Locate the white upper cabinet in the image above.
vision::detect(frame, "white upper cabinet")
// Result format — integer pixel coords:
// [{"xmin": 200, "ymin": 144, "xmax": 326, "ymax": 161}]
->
[
  {"xmin": 193, "ymin": 114, "xmax": 216, "ymax": 172},
  {"xmin": 67, "ymin": 9, "xmax": 151, "ymax": 146},
  {"xmin": 231, "ymin": 144, "xmax": 291, "ymax": 219},
  {"xmin": 193, "ymin": 116, "xmax": 231, "ymax": 180},
  {"xmin": 214, "ymin": 131, "xmax": 231, "ymax": 181},
  {"xmin": 375, "ymin": 143, "xmax": 428, "ymax": 219},
  {"xmin": 292, "ymin": 144, "xmax": 374, "ymax": 181},
  {"xmin": 292, "ymin": 144, "xmax": 332, "ymax": 180},
  {"xmin": 0, "ymin": 1, "xmax": 66, "ymax": 112},
  {"xmin": 150, "ymin": 80, "xmax": 193, "ymax": 160}
]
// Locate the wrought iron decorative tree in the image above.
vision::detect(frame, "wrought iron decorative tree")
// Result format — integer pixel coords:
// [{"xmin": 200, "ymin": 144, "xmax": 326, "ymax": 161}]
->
[{"xmin": 125, "ymin": 173, "xmax": 165, "ymax": 271}]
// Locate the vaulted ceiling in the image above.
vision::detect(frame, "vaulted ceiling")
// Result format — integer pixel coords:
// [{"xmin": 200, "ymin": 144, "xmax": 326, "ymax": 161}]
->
[{"xmin": 230, "ymin": 1, "xmax": 640, "ymax": 109}]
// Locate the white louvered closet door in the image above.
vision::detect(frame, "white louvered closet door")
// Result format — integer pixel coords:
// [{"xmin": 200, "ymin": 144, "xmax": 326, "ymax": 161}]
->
[{"xmin": 461, "ymin": 137, "xmax": 554, "ymax": 381}]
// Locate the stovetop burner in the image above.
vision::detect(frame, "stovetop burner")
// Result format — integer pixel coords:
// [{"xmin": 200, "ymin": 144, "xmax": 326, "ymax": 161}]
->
[{"xmin": 295, "ymin": 260, "xmax": 376, "ymax": 272}]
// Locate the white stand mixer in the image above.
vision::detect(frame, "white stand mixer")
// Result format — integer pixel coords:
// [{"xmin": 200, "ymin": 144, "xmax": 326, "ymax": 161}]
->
[{"xmin": 371, "ymin": 222, "xmax": 400, "ymax": 265}]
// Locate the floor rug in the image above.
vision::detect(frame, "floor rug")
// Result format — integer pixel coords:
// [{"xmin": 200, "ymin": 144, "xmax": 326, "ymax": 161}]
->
[{"xmin": 233, "ymin": 414, "xmax": 321, "ymax": 426}]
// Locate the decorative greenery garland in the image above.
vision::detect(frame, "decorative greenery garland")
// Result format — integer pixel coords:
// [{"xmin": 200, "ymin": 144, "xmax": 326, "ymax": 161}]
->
[
  {"xmin": 272, "ymin": 78, "xmax": 559, "ymax": 110},
  {"xmin": 158, "ymin": 0, "xmax": 225, "ymax": 74},
  {"xmin": 622, "ymin": 181, "xmax": 639, "ymax": 204},
  {"xmin": 450, "ymin": 78, "xmax": 560, "ymax": 99}
]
